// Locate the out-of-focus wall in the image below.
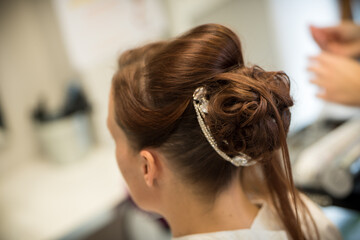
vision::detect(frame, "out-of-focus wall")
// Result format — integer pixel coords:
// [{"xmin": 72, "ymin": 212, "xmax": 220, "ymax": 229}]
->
[
  {"xmin": 0, "ymin": 0, "xmax": 74, "ymax": 173},
  {"xmin": 0, "ymin": 0, "xmax": 168, "ymax": 173},
  {"xmin": 52, "ymin": 0, "xmax": 167, "ymax": 146}
]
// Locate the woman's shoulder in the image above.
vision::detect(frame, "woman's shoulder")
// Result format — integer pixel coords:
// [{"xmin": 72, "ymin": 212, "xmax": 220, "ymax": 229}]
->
[
  {"xmin": 172, "ymin": 195, "xmax": 342, "ymax": 240},
  {"xmin": 299, "ymin": 193, "xmax": 342, "ymax": 240},
  {"xmin": 251, "ymin": 194, "xmax": 342, "ymax": 240},
  {"xmin": 172, "ymin": 229, "xmax": 288, "ymax": 240},
  {"xmin": 172, "ymin": 201, "xmax": 289, "ymax": 240}
]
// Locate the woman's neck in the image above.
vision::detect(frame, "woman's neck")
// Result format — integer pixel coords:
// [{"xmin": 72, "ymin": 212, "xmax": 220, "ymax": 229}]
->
[{"xmin": 163, "ymin": 175, "xmax": 260, "ymax": 238}]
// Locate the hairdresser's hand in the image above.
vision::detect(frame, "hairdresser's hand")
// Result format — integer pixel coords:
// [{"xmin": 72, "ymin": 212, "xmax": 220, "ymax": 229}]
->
[
  {"xmin": 308, "ymin": 52, "xmax": 360, "ymax": 106},
  {"xmin": 310, "ymin": 21, "xmax": 360, "ymax": 57}
]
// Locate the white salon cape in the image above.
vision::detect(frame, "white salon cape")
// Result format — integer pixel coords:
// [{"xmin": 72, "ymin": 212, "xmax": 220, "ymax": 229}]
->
[{"xmin": 172, "ymin": 195, "xmax": 342, "ymax": 240}]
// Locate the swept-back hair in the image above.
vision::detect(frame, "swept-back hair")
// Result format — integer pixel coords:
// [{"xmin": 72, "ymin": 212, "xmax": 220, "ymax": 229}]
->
[{"xmin": 112, "ymin": 23, "xmax": 318, "ymax": 240}]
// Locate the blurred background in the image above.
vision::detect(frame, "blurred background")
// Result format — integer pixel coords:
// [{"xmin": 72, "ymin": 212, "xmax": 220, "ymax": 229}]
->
[{"xmin": 0, "ymin": 0, "xmax": 359, "ymax": 239}]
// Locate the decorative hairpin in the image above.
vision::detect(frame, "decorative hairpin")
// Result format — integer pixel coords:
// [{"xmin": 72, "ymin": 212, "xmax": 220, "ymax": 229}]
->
[{"xmin": 192, "ymin": 87, "xmax": 256, "ymax": 167}]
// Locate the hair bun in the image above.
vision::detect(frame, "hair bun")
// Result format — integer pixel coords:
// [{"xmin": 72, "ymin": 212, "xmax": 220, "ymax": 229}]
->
[{"xmin": 206, "ymin": 66, "xmax": 293, "ymax": 160}]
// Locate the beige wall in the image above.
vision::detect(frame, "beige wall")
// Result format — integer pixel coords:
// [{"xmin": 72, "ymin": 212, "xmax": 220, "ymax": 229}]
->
[{"xmin": 0, "ymin": 0, "xmax": 74, "ymax": 173}]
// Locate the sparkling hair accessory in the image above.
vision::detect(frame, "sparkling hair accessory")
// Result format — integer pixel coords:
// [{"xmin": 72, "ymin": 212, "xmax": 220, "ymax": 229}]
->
[{"xmin": 192, "ymin": 87, "xmax": 256, "ymax": 167}]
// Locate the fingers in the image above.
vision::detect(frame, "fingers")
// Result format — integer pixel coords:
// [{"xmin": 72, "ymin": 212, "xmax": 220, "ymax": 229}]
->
[
  {"xmin": 309, "ymin": 52, "xmax": 347, "ymax": 68},
  {"xmin": 308, "ymin": 53, "xmax": 334, "ymax": 97},
  {"xmin": 316, "ymin": 91, "xmax": 339, "ymax": 104},
  {"xmin": 340, "ymin": 21, "xmax": 360, "ymax": 41},
  {"xmin": 313, "ymin": 84, "xmax": 336, "ymax": 103},
  {"xmin": 308, "ymin": 54, "xmax": 345, "ymax": 104},
  {"xmin": 316, "ymin": 90, "xmax": 328, "ymax": 100},
  {"xmin": 316, "ymin": 89, "xmax": 350, "ymax": 105},
  {"xmin": 310, "ymin": 26, "xmax": 328, "ymax": 49},
  {"xmin": 310, "ymin": 25, "xmax": 326, "ymax": 49},
  {"xmin": 310, "ymin": 25, "xmax": 341, "ymax": 50},
  {"xmin": 309, "ymin": 77, "xmax": 324, "ymax": 85},
  {"xmin": 327, "ymin": 40, "xmax": 360, "ymax": 57},
  {"xmin": 310, "ymin": 24, "xmax": 360, "ymax": 57},
  {"xmin": 314, "ymin": 83, "xmax": 340, "ymax": 104},
  {"xmin": 308, "ymin": 54, "xmax": 328, "ymax": 88},
  {"xmin": 307, "ymin": 64, "xmax": 327, "ymax": 78},
  {"xmin": 307, "ymin": 52, "xmax": 337, "ymax": 76}
]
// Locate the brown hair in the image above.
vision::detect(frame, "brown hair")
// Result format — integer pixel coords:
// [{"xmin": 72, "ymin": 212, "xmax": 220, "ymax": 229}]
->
[{"xmin": 112, "ymin": 24, "xmax": 318, "ymax": 240}]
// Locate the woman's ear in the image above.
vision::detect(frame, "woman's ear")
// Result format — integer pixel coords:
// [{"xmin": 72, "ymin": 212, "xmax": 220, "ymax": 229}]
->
[{"xmin": 139, "ymin": 150, "xmax": 159, "ymax": 187}]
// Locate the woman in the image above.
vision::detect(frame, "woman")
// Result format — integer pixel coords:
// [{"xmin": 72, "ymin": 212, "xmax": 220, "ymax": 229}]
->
[{"xmin": 107, "ymin": 24, "xmax": 341, "ymax": 239}]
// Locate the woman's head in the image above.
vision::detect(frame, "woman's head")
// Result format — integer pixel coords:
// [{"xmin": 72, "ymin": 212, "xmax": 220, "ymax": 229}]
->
[
  {"xmin": 111, "ymin": 23, "xmax": 292, "ymax": 188},
  {"xmin": 108, "ymin": 24, "xmax": 316, "ymax": 239}
]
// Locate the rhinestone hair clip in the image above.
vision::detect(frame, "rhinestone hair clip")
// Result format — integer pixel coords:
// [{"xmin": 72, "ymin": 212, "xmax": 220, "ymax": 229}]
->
[{"xmin": 192, "ymin": 87, "xmax": 256, "ymax": 167}]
